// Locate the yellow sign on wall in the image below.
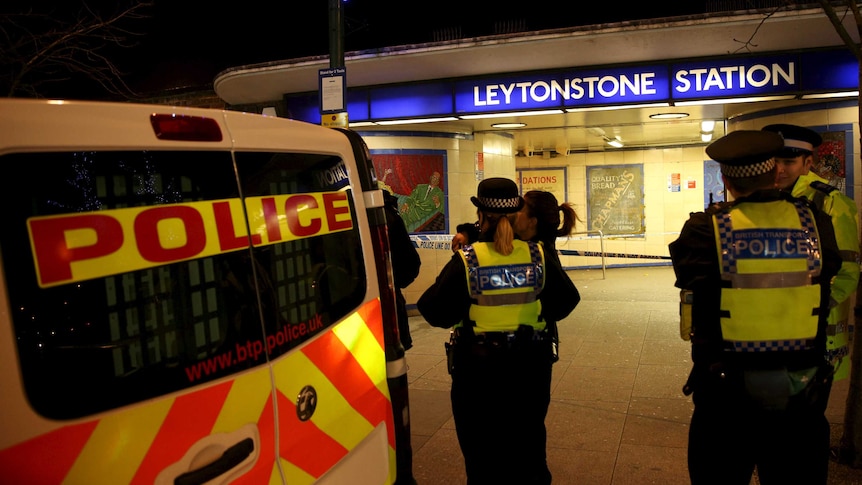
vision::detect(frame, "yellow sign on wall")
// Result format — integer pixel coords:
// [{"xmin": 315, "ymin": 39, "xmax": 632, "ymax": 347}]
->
[
  {"xmin": 323, "ymin": 112, "xmax": 349, "ymax": 128},
  {"xmin": 518, "ymin": 167, "xmax": 567, "ymax": 204}
]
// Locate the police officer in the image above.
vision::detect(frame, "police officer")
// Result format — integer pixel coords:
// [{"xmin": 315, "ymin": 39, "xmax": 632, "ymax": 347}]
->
[
  {"xmin": 381, "ymin": 187, "xmax": 422, "ymax": 351},
  {"xmin": 669, "ymin": 131, "xmax": 841, "ymax": 485},
  {"xmin": 763, "ymin": 123, "xmax": 860, "ymax": 380},
  {"xmin": 417, "ymin": 178, "xmax": 580, "ymax": 485},
  {"xmin": 515, "ymin": 190, "xmax": 582, "ymax": 363}
]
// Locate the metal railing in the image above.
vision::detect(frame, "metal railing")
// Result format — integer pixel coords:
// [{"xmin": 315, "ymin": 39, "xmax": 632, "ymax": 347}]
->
[{"xmin": 561, "ymin": 230, "xmax": 606, "ymax": 279}]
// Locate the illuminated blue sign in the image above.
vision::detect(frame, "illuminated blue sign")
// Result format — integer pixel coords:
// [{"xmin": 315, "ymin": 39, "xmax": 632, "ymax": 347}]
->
[
  {"xmin": 370, "ymin": 83, "xmax": 453, "ymax": 119},
  {"xmin": 283, "ymin": 48, "xmax": 857, "ymax": 125},
  {"xmin": 671, "ymin": 54, "xmax": 798, "ymax": 100},
  {"xmin": 561, "ymin": 65, "xmax": 670, "ymax": 107},
  {"xmin": 455, "ymin": 73, "xmax": 564, "ymax": 112},
  {"xmin": 455, "ymin": 66, "xmax": 671, "ymax": 112},
  {"xmin": 799, "ymin": 49, "xmax": 857, "ymax": 91},
  {"xmin": 287, "ymin": 90, "xmax": 370, "ymax": 124}
]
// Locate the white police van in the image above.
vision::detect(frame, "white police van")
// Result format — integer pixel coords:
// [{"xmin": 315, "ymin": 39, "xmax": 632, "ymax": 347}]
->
[{"xmin": 0, "ymin": 99, "xmax": 412, "ymax": 485}]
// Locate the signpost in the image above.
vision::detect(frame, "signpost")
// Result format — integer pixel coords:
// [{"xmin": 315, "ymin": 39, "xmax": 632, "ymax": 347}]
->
[{"xmin": 319, "ymin": 67, "xmax": 348, "ymax": 128}]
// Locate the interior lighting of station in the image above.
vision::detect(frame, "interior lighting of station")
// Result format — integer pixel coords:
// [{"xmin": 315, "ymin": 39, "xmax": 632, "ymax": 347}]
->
[{"xmin": 346, "ymin": 90, "xmax": 859, "ymax": 128}]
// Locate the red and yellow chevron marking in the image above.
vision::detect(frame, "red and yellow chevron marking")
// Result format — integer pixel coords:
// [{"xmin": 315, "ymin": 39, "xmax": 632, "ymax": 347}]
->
[
  {"xmin": 0, "ymin": 300, "xmax": 394, "ymax": 485},
  {"xmin": 131, "ymin": 381, "xmax": 238, "ymax": 483},
  {"xmin": 276, "ymin": 299, "xmax": 395, "ymax": 483},
  {"xmin": 0, "ymin": 419, "xmax": 99, "ymax": 483}
]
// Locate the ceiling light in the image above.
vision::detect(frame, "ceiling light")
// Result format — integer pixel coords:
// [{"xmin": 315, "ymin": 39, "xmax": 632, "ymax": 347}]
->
[
  {"xmin": 566, "ymin": 102, "xmax": 670, "ymax": 113},
  {"xmin": 800, "ymin": 91, "xmax": 859, "ymax": 100},
  {"xmin": 649, "ymin": 112, "xmax": 689, "ymax": 120},
  {"xmin": 674, "ymin": 95, "xmax": 796, "ymax": 106},
  {"xmin": 491, "ymin": 122, "xmax": 527, "ymax": 128},
  {"xmin": 603, "ymin": 135, "xmax": 624, "ymax": 148},
  {"xmin": 376, "ymin": 116, "xmax": 459, "ymax": 125},
  {"xmin": 701, "ymin": 132, "xmax": 713, "ymax": 142},
  {"xmin": 701, "ymin": 120, "xmax": 716, "ymax": 132},
  {"xmin": 459, "ymin": 109, "xmax": 564, "ymax": 120}
]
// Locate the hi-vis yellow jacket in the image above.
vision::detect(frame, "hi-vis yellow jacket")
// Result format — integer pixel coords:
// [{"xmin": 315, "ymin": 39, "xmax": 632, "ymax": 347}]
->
[
  {"xmin": 456, "ymin": 240, "xmax": 545, "ymax": 334},
  {"xmin": 792, "ymin": 171, "xmax": 860, "ymax": 379},
  {"xmin": 712, "ymin": 199, "xmax": 823, "ymax": 351}
]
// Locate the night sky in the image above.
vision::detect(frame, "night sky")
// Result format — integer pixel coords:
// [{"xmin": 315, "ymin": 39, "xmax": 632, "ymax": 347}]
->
[
  {"xmin": 134, "ymin": 0, "xmax": 707, "ymax": 90},
  {"xmin": 4, "ymin": 0, "xmax": 709, "ymax": 98}
]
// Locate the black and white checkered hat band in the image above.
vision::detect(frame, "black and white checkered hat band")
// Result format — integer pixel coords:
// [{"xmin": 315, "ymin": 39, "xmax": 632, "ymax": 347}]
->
[
  {"xmin": 476, "ymin": 196, "xmax": 522, "ymax": 210},
  {"xmin": 720, "ymin": 158, "xmax": 775, "ymax": 178}
]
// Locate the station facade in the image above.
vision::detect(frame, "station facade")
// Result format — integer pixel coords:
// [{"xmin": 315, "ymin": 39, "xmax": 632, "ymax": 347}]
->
[{"xmin": 213, "ymin": 6, "xmax": 861, "ymax": 308}]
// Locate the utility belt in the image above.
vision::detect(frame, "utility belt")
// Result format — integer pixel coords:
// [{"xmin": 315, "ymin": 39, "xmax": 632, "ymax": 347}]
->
[
  {"xmin": 445, "ymin": 325, "xmax": 551, "ymax": 374},
  {"xmin": 683, "ymin": 361, "xmax": 833, "ymax": 413},
  {"xmin": 452, "ymin": 327, "xmax": 548, "ymax": 345}
]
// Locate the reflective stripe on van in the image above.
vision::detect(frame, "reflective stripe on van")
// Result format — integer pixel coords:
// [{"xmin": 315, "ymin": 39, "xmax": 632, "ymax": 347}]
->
[{"xmin": 0, "ymin": 300, "xmax": 393, "ymax": 484}]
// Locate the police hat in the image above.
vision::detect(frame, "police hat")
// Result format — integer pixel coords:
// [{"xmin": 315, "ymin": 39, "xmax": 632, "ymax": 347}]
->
[
  {"xmin": 761, "ymin": 123, "xmax": 822, "ymax": 157},
  {"xmin": 471, "ymin": 177, "xmax": 524, "ymax": 213},
  {"xmin": 705, "ymin": 130, "xmax": 784, "ymax": 178}
]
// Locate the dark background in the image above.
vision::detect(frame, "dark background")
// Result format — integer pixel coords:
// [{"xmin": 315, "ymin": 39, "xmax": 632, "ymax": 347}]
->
[
  {"xmin": 136, "ymin": 0, "xmax": 706, "ymax": 87},
  {"xmin": 4, "ymin": 0, "xmax": 711, "ymax": 97}
]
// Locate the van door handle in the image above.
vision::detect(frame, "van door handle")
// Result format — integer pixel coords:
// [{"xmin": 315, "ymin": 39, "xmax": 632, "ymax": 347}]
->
[{"xmin": 174, "ymin": 438, "xmax": 254, "ymax": 485}]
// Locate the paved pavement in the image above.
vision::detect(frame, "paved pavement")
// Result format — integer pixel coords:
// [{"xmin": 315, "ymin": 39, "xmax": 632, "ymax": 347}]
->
[{"xmin": 403, "ymin": 265, "xmax": 862, "ymax": 485}]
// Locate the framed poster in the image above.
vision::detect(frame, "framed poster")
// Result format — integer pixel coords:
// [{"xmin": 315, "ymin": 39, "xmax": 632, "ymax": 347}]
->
[
  {"xmin": 815, "ymin": 126, "xmax": 853, "ymax": 195},
  {"xmin": 517, "ymin": 167, "xmax": 567, "ymax": 203},
  {"xmin": 586, "ymin": 164, "xmax": 645, "ymax": 235},
  {"xmin": 371, "ymin": 149, "xmax": 448, "ymax": 233}
]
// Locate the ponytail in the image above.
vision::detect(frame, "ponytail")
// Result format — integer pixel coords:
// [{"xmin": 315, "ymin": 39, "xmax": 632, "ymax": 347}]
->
[
  {"xmin": 556, "ymin": 203, "xmax": 581, "ymax": 238},
  {"xmin": 494, "ymin": 214, "xmax": 516, "ymax": 255},
  {"xmin": 523, "ymin": 190, "xmax": 583, "ymax": 250},
  {"xmin": 482, "ymin": 211, "xmax": 517, "ymax": 255}
]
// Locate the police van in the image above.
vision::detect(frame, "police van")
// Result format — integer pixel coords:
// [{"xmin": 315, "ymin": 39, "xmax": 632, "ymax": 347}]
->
[{"xmin": 0, "ymin": 99, "xmax": 412, "ymax": 484}]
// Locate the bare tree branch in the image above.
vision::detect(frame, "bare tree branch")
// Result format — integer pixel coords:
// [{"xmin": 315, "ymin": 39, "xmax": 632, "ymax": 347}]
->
[
  {"xmin": 818, "ymin": 0, "xmax": 862, "ymax": 60},
  {"xmin": 0, "ymin": 1, "xmax": 154, "ymax": 98},
  {"xmin": 846, "ymin": 0, "xmax": 862, "ymax": 39},
  {"xmin": 730, "ymin": 2, "xmax": 786, "ymax": 54}
]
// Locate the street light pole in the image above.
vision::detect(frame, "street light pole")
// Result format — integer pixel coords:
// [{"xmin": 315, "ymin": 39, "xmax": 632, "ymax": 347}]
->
[
  {"xmin": 321, "ymin": 0, "xmax": 348, "ymax": 128},
  {"xmin": 328, "ymin": 0, "xmax": 344, "ymax": 69}
]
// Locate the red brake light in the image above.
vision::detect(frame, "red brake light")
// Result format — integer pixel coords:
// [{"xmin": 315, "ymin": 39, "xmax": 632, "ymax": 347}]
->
[{"xmin": 150, "ymin": 114, "xmax": 223, "ymax": 142}]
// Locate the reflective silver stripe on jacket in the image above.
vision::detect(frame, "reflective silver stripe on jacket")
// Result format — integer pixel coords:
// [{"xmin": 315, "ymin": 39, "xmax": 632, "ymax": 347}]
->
[
  {"xmin": 724, "ymin": 271, "xmax": 812, "ymax": 289},
  {"xmin": 473, "ymin": 292, "xmax": 538, "ymax": 306}
]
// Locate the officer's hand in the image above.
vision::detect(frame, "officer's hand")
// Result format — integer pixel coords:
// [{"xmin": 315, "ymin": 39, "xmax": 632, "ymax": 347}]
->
[{"xmin": 452, "ymin": 233, "xmax": 468, "ymax": 252}]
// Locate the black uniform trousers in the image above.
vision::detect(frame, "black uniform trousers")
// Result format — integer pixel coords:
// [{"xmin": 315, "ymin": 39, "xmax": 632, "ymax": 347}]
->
[
  {"xmin": 688, "ymin": 370, "xmax": 832, "ymax": 485},
  {"xmin": 450, "ymin": 337, "xmax": 554, "ymax": 485}
]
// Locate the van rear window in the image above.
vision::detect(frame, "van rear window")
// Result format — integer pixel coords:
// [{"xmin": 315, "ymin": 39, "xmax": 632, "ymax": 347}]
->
[{"xmin": 0, "ymin": 150, "xmax": 366, "ymax": 420}]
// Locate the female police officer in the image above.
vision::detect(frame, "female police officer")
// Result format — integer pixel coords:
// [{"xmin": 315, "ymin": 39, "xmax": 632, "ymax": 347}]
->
[
  {"xmin": 515, "ymin": 190, "xmax": 582, "ymax": 363},
  {"xmin": 418, "ymin": 178, "xmax": 580, "ymax": 484}
]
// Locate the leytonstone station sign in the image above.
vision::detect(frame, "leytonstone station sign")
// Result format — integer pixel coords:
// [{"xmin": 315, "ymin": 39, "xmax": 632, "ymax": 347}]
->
[{"xmin": 283, "ymin": 48, "xmax": 857, "ymax": 124}]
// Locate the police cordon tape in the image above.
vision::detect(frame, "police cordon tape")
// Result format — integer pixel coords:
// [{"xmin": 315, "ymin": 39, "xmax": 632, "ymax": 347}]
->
[
  {"xmin": 410, "ymin": 234, "xmax": 454, "ymax": 251},
  {"xmin": 408, "ymin": 235, "xmax": 671, "ymax": 260},
  {"xmin": 558, "ymin": 249, "xmax": 671, "ymax": 260}
]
